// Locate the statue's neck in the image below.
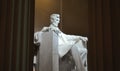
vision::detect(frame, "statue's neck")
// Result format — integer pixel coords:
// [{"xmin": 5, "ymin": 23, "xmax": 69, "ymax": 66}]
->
[
  {"xmin": 50, "ymin": 23, "xmax": 58, "ymax": 28},
  {"xmin": 50, "ymin": 23, "xmax": 62, "ymax": 33}
]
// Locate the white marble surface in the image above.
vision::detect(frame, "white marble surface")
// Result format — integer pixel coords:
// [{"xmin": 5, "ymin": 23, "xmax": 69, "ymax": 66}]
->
[{"xmin": 34, "ymin": 14, "xmax": 88, "ymax": 71}]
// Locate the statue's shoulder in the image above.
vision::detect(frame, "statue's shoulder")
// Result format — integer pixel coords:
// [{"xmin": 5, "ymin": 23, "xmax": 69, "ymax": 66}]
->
[
  {"xmin": 42, "ymin": 27, "xmax": 49, "ymax": 29},
  {"xmin": 34, "ymin": 27, "xmax": 49, "ymax": 35},
  {"xmin": 40, "ymin": 27, "xmax": 49, "ymax": 32}
]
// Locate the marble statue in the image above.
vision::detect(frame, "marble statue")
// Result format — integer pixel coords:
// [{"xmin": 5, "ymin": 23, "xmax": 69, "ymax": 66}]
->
[{"xmin": 34, "ymin": 14, "xmax": 88, "ymax": 71}]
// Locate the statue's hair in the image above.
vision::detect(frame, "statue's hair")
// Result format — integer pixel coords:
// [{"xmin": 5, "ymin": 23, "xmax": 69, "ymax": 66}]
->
[{"xmin": 50, "ymin": 14, "xmax": 60, "ymax": 18}]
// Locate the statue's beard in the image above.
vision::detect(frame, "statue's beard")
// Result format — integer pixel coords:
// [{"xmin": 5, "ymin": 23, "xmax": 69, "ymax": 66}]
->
[{"xmin": 51, "ymin": 22, "xmax": 59, "ymax": 27}]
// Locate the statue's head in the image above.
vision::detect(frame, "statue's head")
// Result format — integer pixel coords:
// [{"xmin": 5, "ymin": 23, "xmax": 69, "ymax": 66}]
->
[{"xmin": 50, "ymin": 14, "xmax": 60, "ymax": 27}]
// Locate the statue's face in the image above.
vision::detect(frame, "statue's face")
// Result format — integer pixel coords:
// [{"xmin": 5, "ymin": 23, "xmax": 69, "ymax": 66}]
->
[{"xmin": 50, "ymin": 14, "xmax": 60, "ymax": 27}]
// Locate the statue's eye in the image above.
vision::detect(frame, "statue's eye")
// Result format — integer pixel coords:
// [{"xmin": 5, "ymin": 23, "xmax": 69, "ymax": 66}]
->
[{"xmin": 56, "ymin": 16, "xmax": 59, "ymax": 18}]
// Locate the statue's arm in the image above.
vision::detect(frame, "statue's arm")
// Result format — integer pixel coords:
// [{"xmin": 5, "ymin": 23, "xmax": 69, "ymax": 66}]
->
[
  {"xmin": 65, "ymin": 34, "xmax": 88, "ymax": 42},
  {"xmin": 33, "ymin": 32, "xmax": 40, "ymax": 55},
  {"xmin": 34, "ymin": 32, "xmax": 39, "ymax": 44}
]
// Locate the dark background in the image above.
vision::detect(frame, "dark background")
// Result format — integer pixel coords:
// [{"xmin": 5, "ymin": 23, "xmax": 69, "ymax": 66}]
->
[{"xmin": 34, "ymin": 0, "xmax": 88, "ymax": 36}]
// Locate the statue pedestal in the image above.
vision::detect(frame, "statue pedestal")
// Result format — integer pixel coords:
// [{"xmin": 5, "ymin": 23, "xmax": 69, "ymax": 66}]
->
[{"xmin": 37, "ymin": 31, "xmax": 59, "ymax": 71}]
